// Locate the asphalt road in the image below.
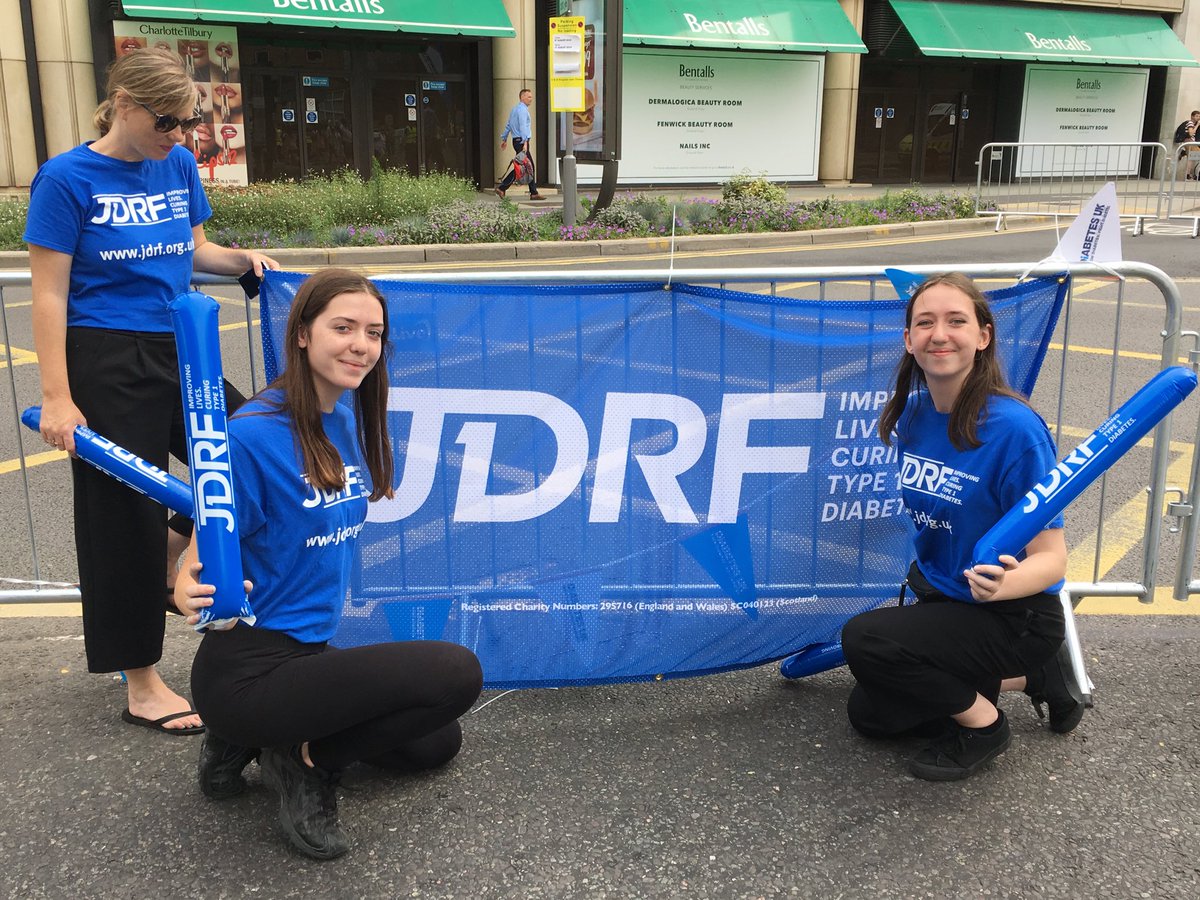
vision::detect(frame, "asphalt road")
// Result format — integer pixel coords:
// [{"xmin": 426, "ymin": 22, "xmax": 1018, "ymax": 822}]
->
[
  {"xmin": 1, "ymin": 614, "xmax": 1197, "ymax": 898},
  {"xmin": 1, "ymin": 225, "xmax": 1198, "ymax": 898}
]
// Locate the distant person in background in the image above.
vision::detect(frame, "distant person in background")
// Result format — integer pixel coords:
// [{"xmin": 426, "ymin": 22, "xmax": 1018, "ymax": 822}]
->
[
  {"xmin": 1174, "ymin": 110, "xmax": 1200, "ymax": 179},
  {"xmin": 496, "ymin": 88, "xmax": 543, "ymax": 201}
]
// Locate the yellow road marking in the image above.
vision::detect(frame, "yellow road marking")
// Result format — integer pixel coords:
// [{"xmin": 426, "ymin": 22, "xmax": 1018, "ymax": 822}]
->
[
  {"xmin": 1077, "ymin": 586, "xmax": 1197, "ymax": 614},
  {"xmin": 0, "ymin": 448, "xmax": 65, "ymax": 474},
  {"xmin": 0, "ymin": 602, "xmax": 79, "ymax": 618},
  {"xmin": 1, "ymin": 343, "xmax": 37, "ymax": 369}
]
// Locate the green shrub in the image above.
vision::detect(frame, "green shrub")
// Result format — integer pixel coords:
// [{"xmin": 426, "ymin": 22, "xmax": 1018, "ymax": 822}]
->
[
  {"xmin": 588, "ymin": 202, "xmax": 651, "ymax": 235},
  {"xmin": 423, "ymin": 200, "xmax": 540, "ymax": 243},
  {"xmin": 722, "ymin": 172, "xmax": 787, "ymax": 204},
  {"xmin": 0, "ymin": 197, "xmax": 29, "ymax": 251}
]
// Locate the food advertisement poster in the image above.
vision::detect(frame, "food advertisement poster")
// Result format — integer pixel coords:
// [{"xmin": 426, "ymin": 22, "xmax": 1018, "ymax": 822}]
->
[
  {"xmin": 557, "ymin": 0, "xmax": 606, "ymax": 155},
  {"xmin": 114, "ymin": 21, "xmax": 248, "ymax": 186},
  {"xmin": 615, "ymin": 48, "xmax": 823, "ymax": 183}
]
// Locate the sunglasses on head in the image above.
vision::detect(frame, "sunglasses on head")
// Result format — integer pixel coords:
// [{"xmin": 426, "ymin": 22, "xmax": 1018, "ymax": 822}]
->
[{"xmin": 138, "ymin": 101, "xmax": 203, "ymax": 134}]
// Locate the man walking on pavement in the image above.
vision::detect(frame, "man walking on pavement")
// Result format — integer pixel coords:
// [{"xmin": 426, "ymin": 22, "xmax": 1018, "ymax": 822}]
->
[{"xmin": 497, "ymin": 88, "xmax": 544, "ymax": 200}]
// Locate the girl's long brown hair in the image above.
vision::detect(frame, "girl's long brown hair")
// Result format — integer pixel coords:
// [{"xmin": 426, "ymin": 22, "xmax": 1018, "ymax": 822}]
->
[
  {"xmin": 878, "ymin": 272, "xmax": 1024, "ymax": 451},
  {"xmin": 259, "ymin": 268, "xmax": 394, "ymax": 500}
]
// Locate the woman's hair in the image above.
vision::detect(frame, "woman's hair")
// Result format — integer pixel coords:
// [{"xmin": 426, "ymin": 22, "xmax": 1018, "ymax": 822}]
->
[
  {"xmin": 266, "ymin": 268, "xmax": 394, "ymax": 501},
  {"xmin": 878, "ymin": 272, "xmax": 1024, "ymax": 450},
  {"xmin": 93, "ymin": 48, "xmax": 197, "ymax": 135}
]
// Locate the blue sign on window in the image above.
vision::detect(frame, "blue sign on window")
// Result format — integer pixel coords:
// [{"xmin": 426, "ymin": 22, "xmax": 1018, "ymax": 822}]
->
[
  {"xmin": 282, "ymin": 109, "xmax": 295, "ymax": 123},
  {"xmin": 302, "ymin": 75, "xmax": 330, "ymax": 88},
  {"xmin": 874, "ymin": 107, "xmax": 883, "ymax": 118},
  {"xmin": 422, "ymin": 80, "xmax": 448, "ymax": 91},
  {"xmin": 405, "ymin": 94, "xmax": 417, "ymax": 107},
  {"xmin": 305, "ymin": 110, "xmax": 319, "ymax": 124}
]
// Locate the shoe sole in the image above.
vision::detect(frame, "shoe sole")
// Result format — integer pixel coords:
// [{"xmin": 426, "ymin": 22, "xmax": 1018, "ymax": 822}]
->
[
  {"xmin": 260, "ymin": 755, "xmax": 348, "ymax": 860},
  {"xmin": 907, "ymin": 731, "xmax": 1011, "ymax": 781},
  {"xmin": 1050, "ymin": 700, "xmax": 1085, "ymax": 734}
]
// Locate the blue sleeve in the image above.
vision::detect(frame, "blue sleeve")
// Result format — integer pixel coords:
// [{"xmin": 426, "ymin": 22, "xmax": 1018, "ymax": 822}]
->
[{"xmin": 22, "ymin": 169, "xmax": 83, "ymax": 255}]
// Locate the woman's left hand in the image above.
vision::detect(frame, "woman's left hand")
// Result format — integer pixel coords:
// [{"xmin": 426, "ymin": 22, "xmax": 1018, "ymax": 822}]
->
[
  {"xmin": 964, "ymin": 555, "xmax": 1019, "ymax": 602},
  {"xmin": 245, "ymin": 251, "xmax": 279, "ymax": 277}
]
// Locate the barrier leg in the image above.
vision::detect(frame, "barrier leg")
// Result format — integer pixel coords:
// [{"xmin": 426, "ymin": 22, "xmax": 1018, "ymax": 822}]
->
[{"xmin": 1060, "ymin": 589, "xmax": 1095, "ymax": 708}]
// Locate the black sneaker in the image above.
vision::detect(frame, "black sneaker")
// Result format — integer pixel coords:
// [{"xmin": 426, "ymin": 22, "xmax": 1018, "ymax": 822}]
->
[
  {"xmin": 198, "ymin": 733, "xmax": 258, "ymax": 800},
  {"xmin": 259, "ymin": 746, "xmax": 349, "ymax": 860},
  {"xmin": 907, "ymin": 712, "xmax": 1011, "ymax": 781},
  {"xmin": 1025, "ymin": 642, "xmax": 1085, "ymax": 734}
]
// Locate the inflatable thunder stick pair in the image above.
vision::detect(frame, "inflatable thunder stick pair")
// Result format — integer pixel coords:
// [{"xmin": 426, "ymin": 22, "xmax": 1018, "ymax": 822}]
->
[
  {"xmin": 781, "ymin": 365, "xmax": 1198, "ymax": 679},
  {"xmin": 21, "ymin": 292, "xmax": 252, "ymax": 630}
]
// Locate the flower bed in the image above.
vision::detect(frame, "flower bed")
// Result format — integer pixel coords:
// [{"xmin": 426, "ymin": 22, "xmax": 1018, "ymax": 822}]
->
[{"xmin": 0, "ymin": 170, "xmax": 978, "ymax": 252}]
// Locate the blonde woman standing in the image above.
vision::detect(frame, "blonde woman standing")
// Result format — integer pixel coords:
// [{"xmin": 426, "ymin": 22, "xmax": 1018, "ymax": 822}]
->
[{"xmin": 26, "ymin": 49, "xmax": 276, "ymax": 735}]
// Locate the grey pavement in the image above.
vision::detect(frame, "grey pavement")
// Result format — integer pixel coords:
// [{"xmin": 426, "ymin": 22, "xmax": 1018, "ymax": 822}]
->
[{"xmin": 1, "ymin": 613, "xmax": 1197, "ymax": 898}]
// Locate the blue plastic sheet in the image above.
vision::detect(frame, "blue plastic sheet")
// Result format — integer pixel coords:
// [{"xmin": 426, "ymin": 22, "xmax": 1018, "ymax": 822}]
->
[{"xmin": 259, "ymin": 272, "xmax": 1067, "ymax": 687}]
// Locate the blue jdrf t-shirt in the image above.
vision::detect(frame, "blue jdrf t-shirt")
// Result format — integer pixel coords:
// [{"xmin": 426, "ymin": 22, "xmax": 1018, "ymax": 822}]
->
[
  {"xmin": 229, "ymin": 392, "xmax": 370, "ymax": 643},
  {"xmin": 23, "ymin": 143, "xmax": 211, "ymax": 333},
  {"xmin": 897, "ymin": 394, "xmax": 1064, "ymax": 602}
]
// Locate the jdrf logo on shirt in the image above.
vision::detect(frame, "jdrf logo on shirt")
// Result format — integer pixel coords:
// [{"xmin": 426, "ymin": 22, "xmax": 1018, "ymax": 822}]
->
[
  {"xmin": 303, "ymin": 465, "xmax": 367, "ymax": 509},
  {"xmin": 900, "ymin": 452, "xmax": 953, "ymax": 495},
  {"xmin": 91, "ymin": 192, "xmax": 171, "ymax": 226}
]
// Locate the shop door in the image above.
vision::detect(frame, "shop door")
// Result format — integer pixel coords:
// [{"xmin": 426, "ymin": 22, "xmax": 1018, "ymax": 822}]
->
[
  {"xmin": 916, "ymin": 93, "xmax": 961, "ymax": 183},
  {"xmin": 371, "ymin": 79, "xmax": 470, "ymax": 177},
  {"xmin": 854, "ymin": 89, "xmax": 919, "ymax": 183},
  {"xmin": 247, "ymin": 72, "xmax": 354, "ymax": 180},
  {"xmin": 300, "ymin": 76, "xmax": 354, "ymax": 176},
  {"xmin": 247, "ymin": 73, "xmax": 301, "ymax": 181}
]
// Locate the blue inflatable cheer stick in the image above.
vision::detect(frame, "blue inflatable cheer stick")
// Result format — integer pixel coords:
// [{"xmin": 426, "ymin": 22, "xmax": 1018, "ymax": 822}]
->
[
  {"xmin": 779, "ymin": 641, "xmax": 846, "ymax": 679},
  {"xmin": 972, "ymin": 366, "xmax": 1197, "ymax": 569},
  {"xmin": 170, "ymin": 291, "xmax": 253, "ymax": 630},
  {"xmin": 21, "ymin": 406, "xmax": 194, "ymax": 518}
]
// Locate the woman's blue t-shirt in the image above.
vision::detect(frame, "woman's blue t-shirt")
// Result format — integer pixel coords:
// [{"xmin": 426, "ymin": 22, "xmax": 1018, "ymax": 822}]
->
[
  {"xmin": 896, "ymin": 393, "xmax": 1065, "ymax": 602},
  {"xmin": 229, "ymin": 392, "xmax": 370, "ymax": 643},
  {"xmin": 23, "ymin": 143, "xmax": 211, "ymax": 333}
]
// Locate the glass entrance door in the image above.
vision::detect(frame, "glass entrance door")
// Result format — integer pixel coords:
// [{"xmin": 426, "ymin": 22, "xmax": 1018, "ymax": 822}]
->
[
  {"xmin": 371, "ymin": 78, "xmax": 470, "ymax": 177},
  {"xmin": 247, "ymin": 72, "xmax": 354, "ymax": 180},
  {"xmin": 917, "ymin": 94, "xmax": 960, "ymax": 183},
  {"xmin": 248, "ymin": 73, "xmax": 301, "ymax": 181},
  {"xmin": 854, "ymin": 89, "xmax": 919, "ymax": 183}
]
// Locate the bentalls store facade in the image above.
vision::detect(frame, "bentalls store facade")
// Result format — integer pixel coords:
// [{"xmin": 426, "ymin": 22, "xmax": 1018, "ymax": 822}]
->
[{"xmin": 1, "ymin": 1, "xmax": 1199, "ymax": 189}]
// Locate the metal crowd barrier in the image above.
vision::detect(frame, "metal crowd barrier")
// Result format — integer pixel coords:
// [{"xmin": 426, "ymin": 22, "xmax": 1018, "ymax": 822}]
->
[
  {"xmin": 3, "ymin": 264, "xmax": 1197, "ymax": 625},
  {"xmin": 975, "ymin": 142, "xmax": 1167, "ymax": 235},
  {"xmin": 1166, "ymin": 141, "xmax": 1200, "ymax": 237}
]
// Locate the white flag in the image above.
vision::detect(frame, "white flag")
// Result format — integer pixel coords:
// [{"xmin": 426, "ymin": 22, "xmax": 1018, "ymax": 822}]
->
[{"xmin": 1051, "ymin": 182, "xmax": 1123, "ymax": 263}]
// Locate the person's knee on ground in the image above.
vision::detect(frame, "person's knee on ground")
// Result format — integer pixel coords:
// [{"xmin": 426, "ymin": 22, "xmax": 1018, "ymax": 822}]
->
[{"xmin": 364, "ymin": 721, "xmax": 464, "ymax": 772}]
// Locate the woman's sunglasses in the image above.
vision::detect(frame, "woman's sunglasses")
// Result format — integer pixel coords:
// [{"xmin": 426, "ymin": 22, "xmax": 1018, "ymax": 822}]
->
[{"xmin": 139, "ymin": 101, "xmax": 203, "ymax": 134}]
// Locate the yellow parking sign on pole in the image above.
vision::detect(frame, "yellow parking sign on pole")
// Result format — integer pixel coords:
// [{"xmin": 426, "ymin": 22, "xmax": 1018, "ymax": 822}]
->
[{"xmin": 550, "ymin": 16, "xmax": 586, "ymax": 112}]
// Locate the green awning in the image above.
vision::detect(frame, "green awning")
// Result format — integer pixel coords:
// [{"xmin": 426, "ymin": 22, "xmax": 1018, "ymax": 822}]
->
[
  {"xmin": 889, "ymin": 0, "xmax": 1198, "ymax": 67},
  {"xmin": 120, "ymin": 0, "xmax": 515, "ymax": 38},
  {"xmin": 624, "ymin": 0, "xmax": 866, "ymax": 53}
]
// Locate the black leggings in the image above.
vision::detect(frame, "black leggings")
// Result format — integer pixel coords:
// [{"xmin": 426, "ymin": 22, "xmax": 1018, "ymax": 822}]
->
[
  {"xmin": 191, "ymin": 626, "xmax": 483, "ymax": 773},
  {"xmin": 842, "ymin": 562, "xmax": 1065, "ymax": 737},
  {"xmin": 67, "ymin": 327, "xmax": 245, "ymax": 672}
]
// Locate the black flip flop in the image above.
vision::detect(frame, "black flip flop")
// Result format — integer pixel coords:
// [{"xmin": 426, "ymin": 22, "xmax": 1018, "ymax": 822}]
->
[{"xmin": 121, "ymin": 708, "xmax": 205, "ymax": 736}]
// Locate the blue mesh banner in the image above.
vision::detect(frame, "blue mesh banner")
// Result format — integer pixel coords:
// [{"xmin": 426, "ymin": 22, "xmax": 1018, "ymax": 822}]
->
[{"xmin": 258, "ymin": 272, "xmax": 1068, "ymax": 688}]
